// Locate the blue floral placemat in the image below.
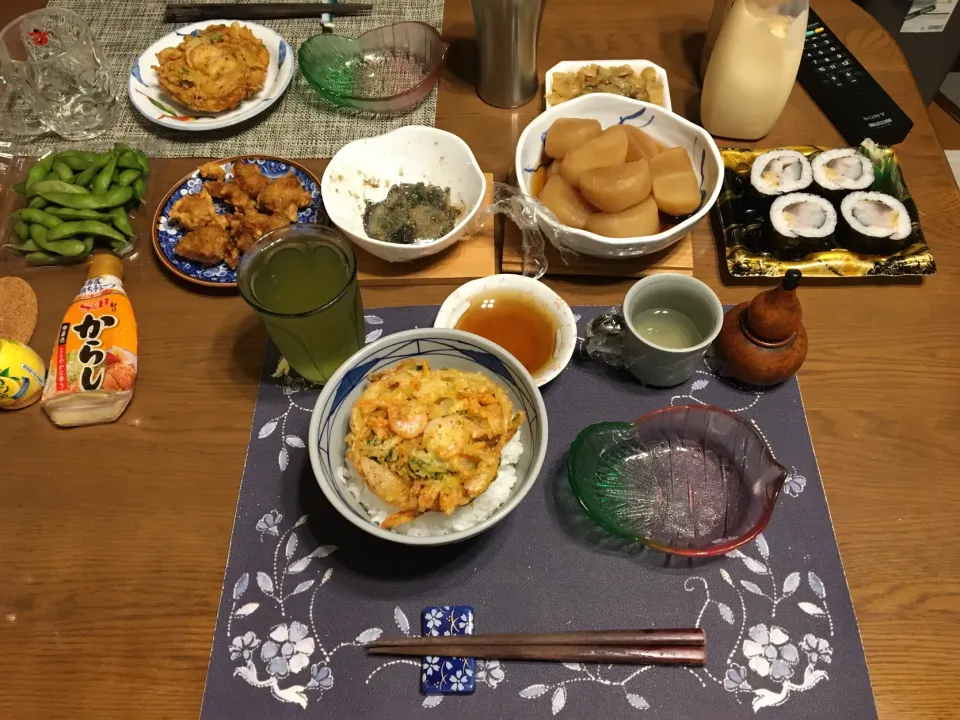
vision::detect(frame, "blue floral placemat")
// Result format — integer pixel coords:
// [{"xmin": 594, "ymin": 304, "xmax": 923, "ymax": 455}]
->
[{"xmin": 200, "ymin": 306, "xmax": 877, "ymax": 719}]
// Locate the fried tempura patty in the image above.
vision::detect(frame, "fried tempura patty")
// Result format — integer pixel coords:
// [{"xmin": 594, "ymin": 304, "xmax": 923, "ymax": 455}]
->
[{"xmin": 153, "ymin": 24, "xmax": 269, "ymax": 113}]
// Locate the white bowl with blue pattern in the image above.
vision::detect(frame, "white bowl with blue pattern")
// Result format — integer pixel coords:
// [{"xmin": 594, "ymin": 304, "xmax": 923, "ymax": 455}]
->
[
  {"xmin": 307, "ymin": 328, "xmax": 548, "ymax": 546},
  {"xmin": 516, "ymin": 94, "xmax": 723, "ymax": 258},
  {"xmin": 128, "ymin": 20, "xmax": 293, "ymax": 131},
  {"xmin": 152, "ymin": 155, "xmax": 323, "ymax": 287}
]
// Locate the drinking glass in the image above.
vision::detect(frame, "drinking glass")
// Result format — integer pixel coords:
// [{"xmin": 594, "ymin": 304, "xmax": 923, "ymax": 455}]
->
[
  {"xmin": 0, "ymin": 8, "xmax": 119, "ymax": 139},
  {"xmin": 238, "ymin": 224, "xmax": 365, "ymax": 384}
]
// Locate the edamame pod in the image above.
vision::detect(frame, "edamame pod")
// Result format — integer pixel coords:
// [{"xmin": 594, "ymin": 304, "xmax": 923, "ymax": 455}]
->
[
  {"xmin": 26, "ymin": 153, "xmax": 55, "ymax": 187},
  {"xmin": 57, "ymin": 150, "xmax": 101, "ymax": 163},
  {"xmin": 58, "ymin": 155, "xmax": 92, "ymax": 171},
  {"xmin": 133, "ymin": 177, "xmax": 145, "ymax": 202},
  {"xmin": 25, "ymin": 251, "xmax": 56, "ymax": 264},
  {"xmin": 13, "ymin": 181, "xmax": 26, "ymax": 194},
  {"xmin": 28, "ymin": 224, "xmax": 87, "ymax": 255},
  {"xmin": 13, "ymin": 208, "xmax": 64, "ymax": 229},
  {"xmin": 117, "ymin": 152, "xmax": 142, "ymax": 171},
  {"xmin": 39, "ymin": 185, "xmax": 134, "ymax": 210},
  {"xmin": 108, "ymin": 207, "xmax": 135, "ymax": 238},
  {"xmin": 26, "ymin": 179, "xmax": 90, "ymax": 197},
  {"xmin": 51, "ymin": 161, "xmax": 76, "ymax": 183},
  {"xmin": 92, "ymin": 152, "xmax": 118, "ymax": 195},
  {"xmin": 45, "ymin": 207, "xmax": 111, "ymax": 221},
  {"xmin": 13, "ymin": 222, "xmax": 30, "ymax": 241},
  {"xmin": 116, "ymin": 168, "xmax": 141, "ymax": 187},
  {"xmin": 13, "ymin": 239, "xmax": 40, "ymax": 253},
  {"xmin": 74, "ymin": 152, "xmax": 113, "ymax": 188},
  {"xmin": 46, "ymin": 219, "xmax": 126, "ymax": 244},
  {"xmin": 28, "ymin": 196, "xmax": 48, "ymax": 210}
]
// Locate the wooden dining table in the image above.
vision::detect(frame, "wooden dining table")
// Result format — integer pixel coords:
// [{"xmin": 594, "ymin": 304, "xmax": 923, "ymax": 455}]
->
[{"xmin": 2, "ymin": 0, "xmax": 959, "ymax": 717}]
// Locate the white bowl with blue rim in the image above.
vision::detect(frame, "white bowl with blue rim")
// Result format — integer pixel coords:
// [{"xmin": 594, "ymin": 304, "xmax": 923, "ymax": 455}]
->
[
  {"xmin": 128, "ymin": 20, "xmax": 293, "ymax": 131},
  {"xmin": 307, "ymin": 328, "xmax": 548, "ymax": 546},
  {"xmin": 152, "ymin": 155, "xmax": 323, "ymax": 287},
  {"xmin": 515, "ymin": 94, "xmax": 723, "ymax": 259}
]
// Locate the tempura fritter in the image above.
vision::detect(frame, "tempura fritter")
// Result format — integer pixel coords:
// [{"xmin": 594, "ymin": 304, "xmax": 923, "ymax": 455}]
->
[
  {"xmin": 152, "ymin": 23, "xmax": 269, "ymax": 113},
  {"xmin": 168, "ymin": 188, "xmax": 227, "ymax": 230},
  {"xmin": 228, "ymin": 209, "xmax": 290, "ymax": 253},
  {"xmin": 257, "ymin": 173, "xmax": 312, "ymax": 221},
  {"xmin": 233, "ymin": 161, "xmax": 271, "ymax": 197},
  {"xmin": 174, "ymin": 226, "xmax": 237, "ymax": 267},
  {"xmin": 346, "ymin": 359, "xmax": 525, "ymax": 529}
]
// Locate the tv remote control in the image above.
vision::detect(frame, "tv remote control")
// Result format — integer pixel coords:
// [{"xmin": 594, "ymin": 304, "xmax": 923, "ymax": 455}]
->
[{"xmin": 797, "ymin": 9, "xmax": 913, "ymax": 146}]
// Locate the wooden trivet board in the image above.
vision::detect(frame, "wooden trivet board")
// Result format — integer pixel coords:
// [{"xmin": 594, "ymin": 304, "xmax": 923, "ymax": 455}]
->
[
  {"xmin": 356, "ymin": 174, "xmax": 495, "ymax": 287},
  {"xmin": 501, "ymin": 221, "xmax": 694, "ymax": 277}
]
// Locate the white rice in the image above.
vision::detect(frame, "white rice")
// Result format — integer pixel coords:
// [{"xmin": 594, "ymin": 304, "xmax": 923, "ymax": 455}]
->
[
  {"xmin": 770, "ymin": 192, "xmax": 837, "ymax": 238},
  {"xmin": 338, "ymin": 432, "xmax": 524, "ymax": 537},
  {"xmin": 840, "ymin": 191, "xmax": 911, "ymax": 241},
  {"xmin": 811, "ymin": 148, "xmax": 874, "ymax": 192},
  {"xmin": 750, "ymin": 149, "xmax": 813, "ymax": 197}
]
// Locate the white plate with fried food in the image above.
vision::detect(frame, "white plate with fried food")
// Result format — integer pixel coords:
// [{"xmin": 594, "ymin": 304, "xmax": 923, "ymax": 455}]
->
[
  {"xmin": 128, "ymin": 20, "xmax": 293, "ymax": 131},
  {"xmin": 152, "ymin": 156, "xmax": 323, "ymax": 288},
  {"xmin": 544, "ymin": 60, "xmax": 671, "ymax": 111},
  {"xmin": 308, "ymin": 328, "xmax": 548, "ymax": 547}
]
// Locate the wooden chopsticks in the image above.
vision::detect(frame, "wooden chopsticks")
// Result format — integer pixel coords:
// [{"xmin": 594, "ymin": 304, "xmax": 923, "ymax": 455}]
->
[
  {"xmin": 163, "ymin": 4, "xmax": 373, "ymax": 23},
  {"xmin": 366, "ymin": 628, "xmax": 707, "ymax": 667}
]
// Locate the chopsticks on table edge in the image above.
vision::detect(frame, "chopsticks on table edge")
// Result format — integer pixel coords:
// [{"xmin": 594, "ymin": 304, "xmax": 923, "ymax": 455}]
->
[
  {"xmin": 366, "ymin": 628, "xmax": 707, "ymax": 667},
  {"xmin": 163, "ymin": 3, "xmax": 374, "ymax": 23}
]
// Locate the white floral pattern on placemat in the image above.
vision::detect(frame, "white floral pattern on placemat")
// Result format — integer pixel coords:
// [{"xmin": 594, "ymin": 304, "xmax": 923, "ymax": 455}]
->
[{"xmin": 206, "ymin": 308, "xmax": 870, "ymax": 717}]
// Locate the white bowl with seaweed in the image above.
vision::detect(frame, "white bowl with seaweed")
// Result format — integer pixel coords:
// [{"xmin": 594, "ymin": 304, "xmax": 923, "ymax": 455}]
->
[{"xmin": 321, "ymin": 126, "xmax": 486, "ymax": 262}]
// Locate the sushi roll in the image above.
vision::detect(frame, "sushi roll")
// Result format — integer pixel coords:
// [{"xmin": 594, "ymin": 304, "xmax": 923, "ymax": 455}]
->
[
  {"xmin": 811, "ymin": 148, "xmax": 875, "ymax": 201},
  {"xmin": 839, "ymin": 191, "xmax": 912, "ymax": 255},
  {"xmin": 750, "ymin": 150, "xmax": 813, "ymax": 203},
  {"xmin": 768, "ymin": 192, "xmax": 837, "ymax": 260}
]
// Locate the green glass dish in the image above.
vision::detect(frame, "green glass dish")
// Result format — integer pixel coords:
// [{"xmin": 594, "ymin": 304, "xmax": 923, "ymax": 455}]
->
[
  {"xmin": 298, "ymin": 22, "xmax": 447, "ymax": 113},
  {"xmin": 567, "ymin": 406, "xmax": 787, "ymax": 557}
]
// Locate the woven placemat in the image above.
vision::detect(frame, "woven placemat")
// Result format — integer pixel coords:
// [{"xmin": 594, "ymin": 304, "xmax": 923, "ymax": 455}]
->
[
  {"xmin": 200, "ymin": 306, "xmax": 876, "ymax": 720},
  {"xmin": 27, "ymin": 0, "xmax": 443, "ymax": 158}
]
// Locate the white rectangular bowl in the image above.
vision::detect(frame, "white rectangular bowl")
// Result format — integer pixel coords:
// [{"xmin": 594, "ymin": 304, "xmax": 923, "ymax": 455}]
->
[{"xmin": 544, "ymin": 60, "xmax": 672, "ymax": 112}]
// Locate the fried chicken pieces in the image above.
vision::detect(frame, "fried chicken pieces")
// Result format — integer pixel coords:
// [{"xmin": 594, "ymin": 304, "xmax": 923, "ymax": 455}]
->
[
  {"xmin": 258, "ymin": 174, "xmax": 314, "ymax": 222},
  {"xmin": 153, "ymin": 24, "xmax": 269, "ymax": 113},
  {"xmin": 169, "ymin": 188, "xmax": 227, "ymax": 230},
  {"xmin": 176, "ymin": 225, "xmax": 237, "ymax": 268},
  {"xmin": 170, "ymin": 160, "xmax": 313, "ymax": 269}
]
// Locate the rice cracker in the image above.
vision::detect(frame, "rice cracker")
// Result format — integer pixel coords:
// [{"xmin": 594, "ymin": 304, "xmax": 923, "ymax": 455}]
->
[{"xmin": 0, "ymin": 276, "xmax": 39, "ymax": 344}]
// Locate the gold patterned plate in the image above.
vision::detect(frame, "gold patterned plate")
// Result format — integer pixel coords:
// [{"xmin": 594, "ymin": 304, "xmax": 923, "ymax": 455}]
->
[{"xmin": 715, "ymin": 144, "xmax": 936, "ymax": 278}]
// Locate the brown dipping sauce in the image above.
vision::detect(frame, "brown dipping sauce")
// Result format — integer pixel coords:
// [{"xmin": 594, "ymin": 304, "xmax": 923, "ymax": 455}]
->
[{"xmin": 456, "ymin": 292, "xmax": 556, "ymax": 374}]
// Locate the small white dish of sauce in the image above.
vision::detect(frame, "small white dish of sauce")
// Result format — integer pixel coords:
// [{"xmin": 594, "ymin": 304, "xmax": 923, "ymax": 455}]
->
[{"xmin": 434, "ymin": 274, "xmax": 578, "ymax": 387}]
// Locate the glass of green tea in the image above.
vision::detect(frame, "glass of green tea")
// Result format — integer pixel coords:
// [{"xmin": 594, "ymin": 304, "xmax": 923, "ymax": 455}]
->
[{"xmin": 238, "ymin": 224, "xmax": 365, "ymax": 384}]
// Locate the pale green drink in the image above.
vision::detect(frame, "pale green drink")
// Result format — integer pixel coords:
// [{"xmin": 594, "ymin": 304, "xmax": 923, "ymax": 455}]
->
[{"xmin": 238, "ymin": 225, "xmax": 364, "ymax": 384}]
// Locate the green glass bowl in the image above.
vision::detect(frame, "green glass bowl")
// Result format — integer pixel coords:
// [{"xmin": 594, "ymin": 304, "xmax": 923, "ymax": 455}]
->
[
  {"xmin": 567, "ymin": 406, "xmax": 787, "ymax": 557},
  {"xmin": 298, "ymin": 22, "xmax": 448, "ymax": 113}
]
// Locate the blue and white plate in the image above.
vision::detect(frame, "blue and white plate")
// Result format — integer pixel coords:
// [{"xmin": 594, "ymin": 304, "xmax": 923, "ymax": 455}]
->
[
  {"xmin": 152, "ymin": 156, "xmax": 323, "ymax": 288},
  {"xmin": 128, "ymin": 20, "xmax": 293, "ymax": 131}
]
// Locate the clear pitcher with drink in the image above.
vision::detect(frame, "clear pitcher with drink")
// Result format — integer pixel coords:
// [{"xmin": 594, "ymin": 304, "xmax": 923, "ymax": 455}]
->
[
  {"xmin": 0, "ymin": 8, "xmax": 119, "ymax": 139},
  {"xmin": 238, "ymin": 224, "xmax": 365, "ymax": 384},
  {"xmin": 700, "ymin": 0, "xmax": 809, "ymax": 140}
]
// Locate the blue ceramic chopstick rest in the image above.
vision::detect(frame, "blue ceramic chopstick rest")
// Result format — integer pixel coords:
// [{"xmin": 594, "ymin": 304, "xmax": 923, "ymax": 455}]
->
[{"xmin": 421, "ymin": 605, "xmax": 475, "ymax": 694}]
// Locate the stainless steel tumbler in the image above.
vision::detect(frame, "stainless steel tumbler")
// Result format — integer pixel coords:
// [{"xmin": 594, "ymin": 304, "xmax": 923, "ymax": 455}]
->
[{"xmin": 470, "ymin": 0, "xmax": 545, "ymax": 108}]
